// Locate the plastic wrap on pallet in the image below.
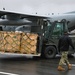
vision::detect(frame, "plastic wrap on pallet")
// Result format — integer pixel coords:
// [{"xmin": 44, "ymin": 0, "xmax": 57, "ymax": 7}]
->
[
  {"xmin": 0, "ymin": 31, "xmax": 21, "ymax": 52},
  {"xmin": 0, "ymin": 31, "xmax": 38, "ymax": 54},
  {"xmin": 0, "ymin": 31, "xmax": 4, "ymax": 51},
  {"xmin": 20, "ymin": 32, "xmax": 38, "ymax": 54},
  {"xmin": 4, "ymin": 31, "xmax": 21, "ymax": 52}
]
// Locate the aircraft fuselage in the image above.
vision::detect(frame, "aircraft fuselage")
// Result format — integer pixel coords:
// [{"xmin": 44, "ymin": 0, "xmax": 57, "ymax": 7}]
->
[{"xmin": 50, "ymin": 13, "xmax": 75, "ymax": 31}]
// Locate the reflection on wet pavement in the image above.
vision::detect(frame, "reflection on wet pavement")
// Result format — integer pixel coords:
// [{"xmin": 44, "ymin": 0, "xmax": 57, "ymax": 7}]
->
[{"xmin": 0, "ymin": 54, "xmax": 74, "ymax": 75}]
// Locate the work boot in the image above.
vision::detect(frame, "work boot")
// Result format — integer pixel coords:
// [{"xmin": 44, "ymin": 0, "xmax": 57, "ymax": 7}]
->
[
  {"xmin": 68, "ymin": 64, "xmax": 72, "ymax": 70},
  {"xmin": 57, "ymin": 66, "xmax": 65, "ymax": 71}
]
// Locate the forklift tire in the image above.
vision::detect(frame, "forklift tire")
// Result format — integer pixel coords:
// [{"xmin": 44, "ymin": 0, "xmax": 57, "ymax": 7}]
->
[{"xmin": 44, "ymin": 46, "xmax": 56, "ymax": 59}]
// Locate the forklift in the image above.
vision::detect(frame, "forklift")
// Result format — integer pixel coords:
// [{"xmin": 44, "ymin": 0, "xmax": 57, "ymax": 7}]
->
[{"xmin": 31, "ymin": 19, "xmax": 74, "ymax": 59}]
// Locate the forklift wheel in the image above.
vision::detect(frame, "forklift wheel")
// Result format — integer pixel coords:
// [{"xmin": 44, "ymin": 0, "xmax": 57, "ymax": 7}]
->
[{"xmin": 44, "ymin": 46, "xmax": 56, "ymax": 59}]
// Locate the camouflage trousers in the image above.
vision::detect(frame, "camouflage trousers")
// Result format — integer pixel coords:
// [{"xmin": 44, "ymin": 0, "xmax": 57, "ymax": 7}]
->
[{"xmin": 59, "ymin": 51, "xmax": 70, "ymax": 66}]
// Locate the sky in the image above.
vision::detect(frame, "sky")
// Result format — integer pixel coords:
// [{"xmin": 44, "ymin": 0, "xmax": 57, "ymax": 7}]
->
[{"xmin": 0, "ymin": 0, "xmax": 75, "ymax": 15}]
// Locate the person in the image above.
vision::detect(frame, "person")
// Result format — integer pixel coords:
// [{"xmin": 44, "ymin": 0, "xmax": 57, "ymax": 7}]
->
[{"xmin": 57, "ymin": 31, "xmax": 74, "ymax": 71}]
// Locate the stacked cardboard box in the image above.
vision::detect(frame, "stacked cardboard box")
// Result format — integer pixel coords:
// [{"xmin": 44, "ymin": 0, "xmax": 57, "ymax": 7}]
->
[
  {"xmin": 0, "ymin": 31, "xmax": 21, "ymax": 52},
  {"xmin": 0, "ymin": 31, "xmax": 4, "ymax": 51},
  {"xmin": 4, "ymin": 32, "xmax": 21, "ymax": 52},
  {"xmin": 20, "ymin": 33, "xmax": 38, "ymax": 54},
  {"xmin": 0, "ymin": 31, "xmax": 38, "ymax": 54}
]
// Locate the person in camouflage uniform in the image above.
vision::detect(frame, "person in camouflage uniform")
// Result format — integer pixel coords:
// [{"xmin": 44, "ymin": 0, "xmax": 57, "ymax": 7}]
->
[
  {"xmin": 57, "ymin": 31, "xmax": 74, "ymax": 71},
  {"xmin": 59, "ymin": 52, "xmax": 69, "ymax": 65}
]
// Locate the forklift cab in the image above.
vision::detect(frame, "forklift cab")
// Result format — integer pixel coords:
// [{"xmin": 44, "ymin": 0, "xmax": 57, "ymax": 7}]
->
[
  {"xmin": 51, "ymin": 20, "xmax": 68, "ymax": 39},
  {"xmin": 44, "ymin": 19, "xmax": 69, "ymax": 42},
  {"xmin": 40, "ymin": 19, "xmax": 70, "ymax": 58}
]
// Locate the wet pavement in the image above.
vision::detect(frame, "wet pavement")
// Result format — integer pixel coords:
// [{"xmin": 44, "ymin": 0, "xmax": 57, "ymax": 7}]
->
[{"xmin": 0, "ymin": 53, "xmax": 75, "ymax": 75}]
